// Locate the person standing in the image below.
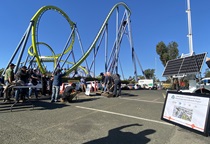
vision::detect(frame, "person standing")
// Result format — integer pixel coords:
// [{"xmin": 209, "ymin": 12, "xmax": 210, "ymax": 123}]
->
[
  {"xmin": 105, "ymin": 72, "xmax": 113, "ymax": 93},
  {"xmin": 49, "ymin": 75, "xmax": 53, "ymax": 95},
  {"xmin": 80, "ymin": 77, "xmax": 86, "ymax": 92},
  {"xmin": 111, "ymin": 73, "xmax": 121, "ymax": 97},
  {"xmin": 100, "ymin": 72, "xmax": 105, "ymax": 91},
  {"xmin": 51, "ymin": 68, "xmax": 66, "ymax": 102},
  {"xmin": 41, "ymin": 73, "xmax": 47, "ymax": 96},
  {"xmin": 28, "ymin": 69, "xmax": 39, "ymax": 99},
  {"xmin": 103, "ymin": 73, "xmax": 108, "ymax": 92},
  {"xmin": 3, "ymin": 63, "xmax": 15, "ymax": 102},
  {"xmin": 14, "ymin": 66, "xmax": 30, "ymax": 102}
]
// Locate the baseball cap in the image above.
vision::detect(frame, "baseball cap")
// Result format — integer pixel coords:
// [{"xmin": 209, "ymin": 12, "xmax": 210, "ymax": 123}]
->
[
  {"xmin": 9, "ymin": 63, "xmax": 16, "ymax": 66},
  {"xmin": 21, "ymin": 66, "xmax": 27, "ymax": 69}
]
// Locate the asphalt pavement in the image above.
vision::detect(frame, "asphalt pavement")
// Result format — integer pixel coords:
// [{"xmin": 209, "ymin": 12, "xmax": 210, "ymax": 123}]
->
[{"xmin": 0, "ymin": 90, "xmax": 209, "ymax": 144}]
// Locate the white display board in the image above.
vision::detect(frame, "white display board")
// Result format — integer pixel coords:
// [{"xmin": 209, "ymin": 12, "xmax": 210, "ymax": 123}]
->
[
  {"xmin": 85, "ymin": 85, "xmax": 91, "ymax": 96},
  {"xmin": 161, "ymin": 91, "xmax": 210, "ymax": 136}
]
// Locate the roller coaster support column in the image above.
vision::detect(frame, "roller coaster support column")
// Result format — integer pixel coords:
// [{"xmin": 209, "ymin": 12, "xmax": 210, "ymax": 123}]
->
[
  {"xmin": 115, "ymin": 13, "xmax": 127, "ymax": 74},
  {"xmin": 105, "ymin": 23, "xmax": 108, "ymax": 72},
  {"xmin": 134, "ymin": 51, "xmax": 146, "ymax": 79},
  {"xmin": 93, "ymin": 46, "xmax": 96, "ymax": 77},
  {"xmin": 89, "ymin": 27, "xmax": 106, "ymax": 74},
  {"xmin": 2, "ymin": 22, "xmax": 33, "ymax": 75},
  {"xmin": 126, "ymin": 11, "xmax": 138, "ymax": 82},
  {"xmin": 15, "ymin": 21, "xmax": 33, "ymax": 73},
  {"xmin": 115, "ymin": 7, "xmax": 119, "ymax": 74},
  {"xmin": 60, "ymin": 50, "xmax": 73, "ymax": 70},
  {"xmin": 28, "ymin": 56, "xmax": 36, "ymax": 69},
  {"xmin": 2, "ymin": 35, "xmax": 25, "ymax": 76},
  {"xmin": 54, "ymin": 26, "xmax": 75, "ymax": 73},
  {"xmin": 75, "ymin": 25, "xmax": 90, "ymax": 76},
  {"xmin": 119, "ymin": 58, "xmax": 125, "ymax": 80},
  {"xmin": 108, "ymin": 12, "xmax": 127, "ymax": 74}
]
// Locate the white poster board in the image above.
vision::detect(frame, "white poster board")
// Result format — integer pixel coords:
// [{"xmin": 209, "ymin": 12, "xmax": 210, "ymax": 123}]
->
[
  {"xmin": 85, "ymin": 85, "xmax": 91, "ymax": 96},
  {"xmin": 161, "ymin": 91, "xmax": 210, "ymax": 136}
]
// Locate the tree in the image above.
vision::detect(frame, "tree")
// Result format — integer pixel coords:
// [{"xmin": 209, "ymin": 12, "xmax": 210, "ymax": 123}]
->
[
  {"xmin": 204, "ymin": 68, "xmax": 210, "ymax": 77},
  {"xmin": 0, "ymin": 68, "xmax": 4, "ymax": 76},
  {"xmin": 144, "ymin": 69, "xmax": 155, "ymax": 79},
  {"xmin": 156, "ymin": 41, "xmax": 179, "ymax": 66},
  {"xmin": 137, "ymin": 75, "xmax": 146, "ymax": 80}
]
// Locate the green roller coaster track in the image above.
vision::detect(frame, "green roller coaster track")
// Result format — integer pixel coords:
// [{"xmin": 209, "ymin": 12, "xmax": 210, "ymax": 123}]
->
[
  {"xmin": 29, "ymin": 2, "xmax": 131, "ymax": 75},
  {"xmin": 65, "ymin": 2, "xmax": 131, "ymax": 75},
  {"xmin": 30, "ymin": 5, "xmax": 75, "ymax": 74},
  {"xmin": 28, "ymin": 42, "xmax": 88, "ymax": 74}
]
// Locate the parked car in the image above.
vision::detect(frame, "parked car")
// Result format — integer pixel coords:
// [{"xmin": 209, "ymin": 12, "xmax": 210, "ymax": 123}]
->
[
  {"xmin": 152, "ymin": 83, "xmax": 158, "ymax": 90},
  {"xmin": 127, "ymin": 84, "xmax": 135, "ymax": 90},
  {"xmin": 134, "ymin": 84, "xmax": 141, "ymax": 90},
  {"xmin": 121, "ymin": 84, "xmax": 129, "ymax": 90}
]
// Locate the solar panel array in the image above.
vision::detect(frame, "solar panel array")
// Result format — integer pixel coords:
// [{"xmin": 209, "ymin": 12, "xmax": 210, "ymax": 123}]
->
[{"xmin": 162, "ymin": 53, "xmax": 206, "ymax": 77}]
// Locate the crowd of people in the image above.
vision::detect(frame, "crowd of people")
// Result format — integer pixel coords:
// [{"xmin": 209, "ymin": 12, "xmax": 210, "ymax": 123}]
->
[
  {"xmin": 1, "ymin": 62, "xmax": 122, "ymax": 104},
  {"xmin": 1, "ymin": 63, "xmax": 52, "ymax": 103}
]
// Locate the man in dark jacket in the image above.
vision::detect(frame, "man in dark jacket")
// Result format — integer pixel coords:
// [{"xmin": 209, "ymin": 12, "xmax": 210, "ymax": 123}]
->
[
  {"xmin": 14, "ymin": 66, "xmax": 30, "ymax": 102},
  {"xmin": 41, "ymin": 73, "xmax": 47, "ymax": 96},
  {"xmin": 104, "ymin": 72, "xmax": 113, "ymax": 93},
  {"xmin": 111, "ymin": 73, "xmax": 121, "ymax": 97},
  {"xmin": 60, "ymin": 83, "xmax": 77, "ymax": 102},
  {"xmin": 50, "ymin": 68, "xmax": 66, "ymax": 102}
]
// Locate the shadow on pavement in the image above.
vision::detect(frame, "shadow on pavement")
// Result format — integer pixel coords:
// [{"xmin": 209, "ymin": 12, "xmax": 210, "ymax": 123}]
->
[
  {"xmin": 32, "ymin": 96, "xmax": 99, "ymax": 110},
  {"xmin": 70, "ymin": 97, "xmax": 100, "ymax": 103},
  {"xmin": 0, "ymin": 95, "xmax": 100, "ymax": 112},
  {"xmin": 121, "ymin": 92, "xmax": 138, "ymax": 97},
  {"xmin": 83, "ymin": 123, "xmax": 156, "ymax": 144},
  {"xmin": 0, "ymin": 99, "xmax": 35, "ymax": 112},
  {"xmin": 32, "ymin": 100, "xmax": 69, "ymax": 110}
]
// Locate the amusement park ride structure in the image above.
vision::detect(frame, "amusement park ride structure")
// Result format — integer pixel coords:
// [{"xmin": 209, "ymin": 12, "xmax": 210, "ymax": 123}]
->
[{"xmin": 1, "ymin": 2, "xmax": 144, "ymax": 81}]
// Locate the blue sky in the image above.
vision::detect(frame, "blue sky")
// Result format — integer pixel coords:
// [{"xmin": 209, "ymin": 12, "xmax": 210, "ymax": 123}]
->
[{"xmin": 0, "ymin": 0, "xmax": 210, "ymax": 80}]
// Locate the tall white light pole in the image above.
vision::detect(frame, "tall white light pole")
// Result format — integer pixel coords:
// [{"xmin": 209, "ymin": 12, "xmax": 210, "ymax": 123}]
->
[{"xmin": 186, "ymin": 0, "xmax": 194, "ymax": 55}]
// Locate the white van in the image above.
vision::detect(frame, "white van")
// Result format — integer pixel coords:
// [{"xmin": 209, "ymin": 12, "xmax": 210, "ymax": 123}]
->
[{"xmin": 138, "ymin": 79, "xmax": 154, "ymax": 89}]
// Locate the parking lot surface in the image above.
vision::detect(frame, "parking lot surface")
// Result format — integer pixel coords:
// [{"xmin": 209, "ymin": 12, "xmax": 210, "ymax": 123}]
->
[{"xmin": 0, "ymin": 90, "xmax": 209, "ymax": 144}]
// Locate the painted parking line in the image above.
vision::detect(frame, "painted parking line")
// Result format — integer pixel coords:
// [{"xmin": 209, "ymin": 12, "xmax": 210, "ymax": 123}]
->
[
  {"xmin": 76, "ymin": 106, "xmax": 173, "ymax": 126},
  {"xmin": 162, "ymin": 93, "xmax": 166, "ymax": 99},
  {"xmin": 120, "ymin": 97, "xmax": 164, "ymax": 104},
  {"xmin": 152, "ymin": 97, "xmax": 161, "ymax": 102}
]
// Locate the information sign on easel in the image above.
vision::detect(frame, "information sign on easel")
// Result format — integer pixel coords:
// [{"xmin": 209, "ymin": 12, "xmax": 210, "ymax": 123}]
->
[{"xmin": 161, "ymin": 91, "xmax": 210, "ymax": 136}]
